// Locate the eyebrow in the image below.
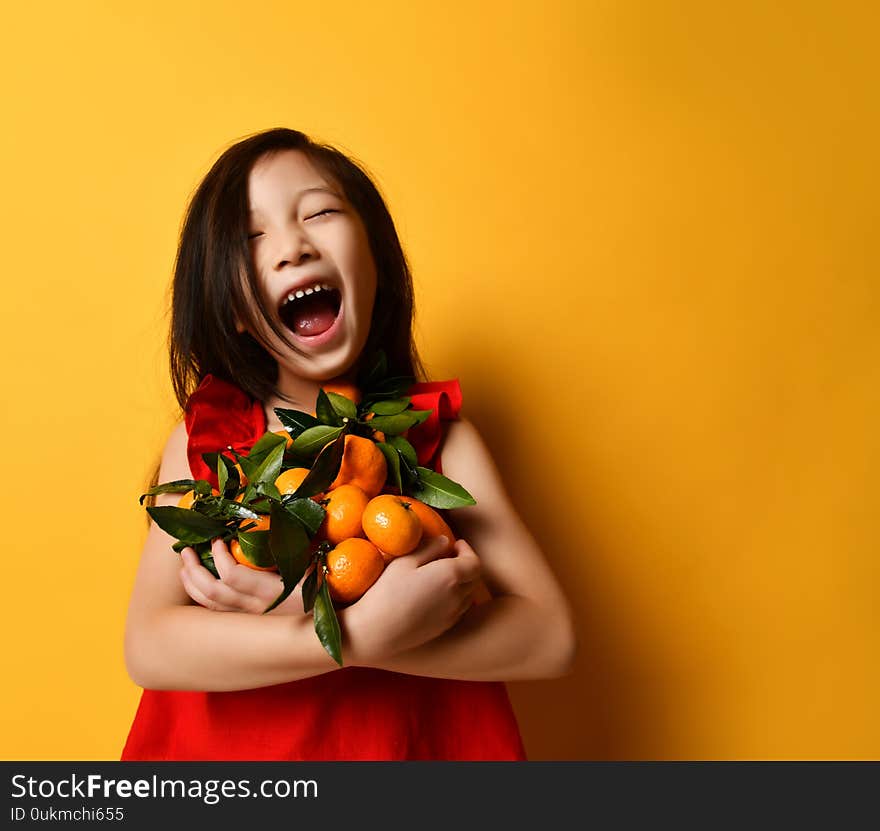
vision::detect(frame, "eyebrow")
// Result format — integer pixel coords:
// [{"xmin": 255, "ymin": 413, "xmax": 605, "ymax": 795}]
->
[{"xmin": 248, "ymin": 186, "xmax": 340, "ymax": 215}]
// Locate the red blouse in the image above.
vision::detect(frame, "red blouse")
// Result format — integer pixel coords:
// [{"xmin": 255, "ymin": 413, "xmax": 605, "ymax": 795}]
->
[{"xmin": 121, "ymin": 374, "xmax": 527, "ymax": 761}]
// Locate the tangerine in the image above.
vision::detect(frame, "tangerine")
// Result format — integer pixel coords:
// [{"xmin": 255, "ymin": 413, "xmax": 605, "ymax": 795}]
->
[
  {"xmin": 321, "ymin": 381, "xmax": 362, "ymax": 405},
  {"xmin": 273, "ymin": 429, "xmax": 294, "ymax": 448},
  {"xmin": 327, "ymin": 434, "xmax": 387, "ymax": 498},
  {"xmin": 325, "ymin": 538, "xmax": 385, "ymax": 603},
  {"xmin": 275, "ymin": 467, "xmax": 311, "ymax": 495},
  {"xmin": 230, "ymin": 513, "xmax": 276, "ymax": 572},
  {"xmin": 361, "ymin": 494, "xmax": 423, "ymax": 558},
  {"xmin": 406, "ymin": 498, "xmax": 455, "ymax": 555},
  {"xmin": 319, "ymin": 484, "xmax": 369, "ymax": 544}
]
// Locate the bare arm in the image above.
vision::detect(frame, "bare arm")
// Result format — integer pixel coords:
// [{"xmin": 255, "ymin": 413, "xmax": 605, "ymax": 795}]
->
[
  {"xmin": 348, "ymin": 416, "xmax": 578, "ymax": 681},
  {"xmin": 124, "ymin": 422, "xmax": 472, "ymax": 692},
  {"xmin": 123, "ymin": 422, "xmax": 347, "ymax": 691}
]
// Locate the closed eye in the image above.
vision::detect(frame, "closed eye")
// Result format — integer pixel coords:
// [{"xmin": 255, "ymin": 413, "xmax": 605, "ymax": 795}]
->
[{"xmin": 247, "ymin": 209, "xmax": 338, "ymax": 240}]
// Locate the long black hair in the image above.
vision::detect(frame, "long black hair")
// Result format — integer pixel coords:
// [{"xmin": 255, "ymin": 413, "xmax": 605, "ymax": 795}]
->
[{"xmin": 168, "ymin": 127, "xmax": 427, "ymax": 411}]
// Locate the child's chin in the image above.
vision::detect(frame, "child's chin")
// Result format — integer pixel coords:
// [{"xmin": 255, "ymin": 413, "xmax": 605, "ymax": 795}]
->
[{"xmin": 283, "ymin": 335, "xmax": 358, "ymax": 376}]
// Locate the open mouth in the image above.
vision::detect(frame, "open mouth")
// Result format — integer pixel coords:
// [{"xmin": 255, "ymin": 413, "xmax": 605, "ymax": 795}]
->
[{"xmin": 278, "ymin": 281, "xmax": 342, "ymax": 338}]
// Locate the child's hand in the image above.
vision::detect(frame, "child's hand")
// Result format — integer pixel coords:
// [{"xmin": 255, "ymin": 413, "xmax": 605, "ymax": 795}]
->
[
  {"xmin": 344, "ymin": 535, "xmax": 483, "ymax": 665},
  {"xmin": 178, "ymin": 538, "xmax": 305, "ymax": 616}
]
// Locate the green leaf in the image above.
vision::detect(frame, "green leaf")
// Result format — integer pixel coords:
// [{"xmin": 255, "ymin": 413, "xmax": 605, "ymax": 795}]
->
[
  {"xmin": 197, "ymin": 545, "xmax": 220, "ymax": 579},
  {"xmin": 146, "ymin": 506, "xmax": 229, "ymax": 544},
  {"xmin": 293, "ymin": 429, "xmax": 347, "ymax": 498},
  {"xmin": 302, "ymin": 564, "xmax": 320, "ymax": 613},
  {"xmin": 249, "ymin": 440, "xmax": 286, "ymax": 487},
  {"xmin": 275, "ymin": 407, "xmax": 320, "ymax": 439},
  {"xmin": 263, "ymin": 501, "xmax": 312, "ymax": 612},
  {"xmin": 313, "ymin": 581, "xmax": 343, "ymax": 666},
  {"xmin": 282, "ymin": 497, "xmax": 326, "ymax": 536},
  {"xmin": 253, "ymin": 480, "xmax": 282, "ymax": 501},
  {"xmin": 410, "ymin": 467, "xmax": 477, "ymax": 509},
  {"xmin": 406, "ymin": 408, "xmax": 432, "ymax": 426},
  {"xmin": 386, "ymin": 435, "xmax": 418, "ymax": 468},
  {"xmin": 367, "ymin": 412, "xmax": 421, "ymax": 436},
  {"xmin": 245, "ymin": 431, "xmax": 288, "ymax": 464},
  {"xmin": 368, "ymin": 396, "xmax": 411, "ymax": 416},
  {"xmin": 236, "ymin": 455, "xmax": 261, "ymax": 483},
  {"xmin": 315, "ymin": 388, "xmax": 344, "ymax": 427},
  {"xmin": 193, "ymin": 496, "xmax": 259, "ymax": 522},
  {"xmin": 397, "ymin": 447, "xmax": 421, "ymax": 491},
  {"xmin": 376, "ymin": 442, "xmax": 402, "ymax": 492},
  {"xmin": 236, "ymin": 530, "xmax": 277, "ymax": 570},
  {"xmin": 293, "ymin": 425, "xmax": 343, "ymax": 457},
  {"xmin": 171, "ymin": 539, "xmax": 225, "ymax": 578},
  {"xmin": 326, "ymin": 391, "xmax": 358, "ymax": 420},
  {"xmin": 217, "ymin": 457, "xmax": 228, "ymax": 495},
  {"xmin": 194, "ymin": 479, "xmax": 215, "ymax": 497},
  {"xmin": 201, "ymin": 451, "xmax": 239, "ymax": 485},
  {"xmin": 139, "ymin": 479, "xmax": 197, "ymax": 505}
]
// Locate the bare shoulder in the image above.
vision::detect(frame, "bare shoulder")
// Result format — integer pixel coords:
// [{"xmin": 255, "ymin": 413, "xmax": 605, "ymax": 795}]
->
[
  {"xmin": 155, "ymin": 420, "xmax": 192, "ymax": 494},
  {"xmin": 439, "ymin": 415, "xmax": 509, "ymax": 513}
]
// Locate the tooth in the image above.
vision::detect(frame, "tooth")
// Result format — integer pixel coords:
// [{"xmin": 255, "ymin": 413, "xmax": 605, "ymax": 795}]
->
[
  {"xmin": 305, "ymin": 287, "xmax": 314, "ymax": 295},
  {"xmin": 287, "ymin": 293, "xmax": 296, "ymax": 303},
  {"xmin": 321, "ymin": 283, "xmax": 332, "ymax": 291},
  {"xmin": 295, "ymin": 290, "xmax": 305, "ymax": 299},
  {"xmin": 313, "ymin": 284, "xmax": 323, "ymax": 292}
]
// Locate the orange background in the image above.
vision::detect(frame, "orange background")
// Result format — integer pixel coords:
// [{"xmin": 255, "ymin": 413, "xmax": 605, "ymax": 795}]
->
[{"xmin": 0, "ymin": 1, "xmax": 877, "ymax": 759}]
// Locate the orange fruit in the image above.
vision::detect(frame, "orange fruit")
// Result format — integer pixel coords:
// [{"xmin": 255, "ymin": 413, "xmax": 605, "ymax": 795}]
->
[
  {"xmin": 388, "ymin": 498, "xmax": 492, "ymax": 605},
  {"xmin": 232, "ymin": 462, "xmax": 248, "ymax": 486},
  {"xmin": 318, "ymin": 484, "xmax": 369, "ymax": 544},
  {"xmin": 325, "ymin": 538, "xmax": 385, "ymax": 604},
  {"xmin": 275, "ymin": 467, "xmax": 311, "ymax": 495},
  {"xmin": 273, "ymin": 429, "xmax": 294, "ymax": 448},
  {"xmin": 230, "ymin": 513, "xmax": 276, "ymax": 571},
  {"xmin": 321, "ymin": 381, "xmax": 362, "ymax": 405},
  {"xmin": 406, "ymin": 498, "xmax": 455, "ymax": 555},
  {"xmin": 361, "ymin": 494, "xmax": 423, "ymax": 558},
  {"xmin": 327, "ymin": 434, "xmax": 387, "ymax": 498}
]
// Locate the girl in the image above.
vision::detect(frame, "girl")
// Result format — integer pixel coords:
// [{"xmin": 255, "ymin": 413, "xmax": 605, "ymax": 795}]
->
[{"xmin": 121, "ymin": 127, "xmax": 576, "ymax": 761}]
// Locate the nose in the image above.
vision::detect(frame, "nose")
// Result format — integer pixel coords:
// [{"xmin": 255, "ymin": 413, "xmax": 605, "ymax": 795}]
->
[{"xmin": 273, "ymin": 226, "xmax": 319, "ymax": 271}]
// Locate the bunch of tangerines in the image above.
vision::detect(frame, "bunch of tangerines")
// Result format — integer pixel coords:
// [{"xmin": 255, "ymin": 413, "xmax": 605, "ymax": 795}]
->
[{"xmin": 141, "ymin": 351, "xmax": 476, "ymax": 665}]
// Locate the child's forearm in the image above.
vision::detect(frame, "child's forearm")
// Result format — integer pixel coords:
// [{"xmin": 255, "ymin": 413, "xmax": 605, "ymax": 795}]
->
[
  {"xmin": 125, "ymin": 605, "xmax": 350, "ymax": 691},
  {"xmin": 357, "ymin": 595, "xmax": 576, "ymax": 682}
]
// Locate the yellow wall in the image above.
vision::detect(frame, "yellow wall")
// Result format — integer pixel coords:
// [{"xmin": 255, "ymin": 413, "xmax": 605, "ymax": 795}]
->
[{"xmin": 1, "ymin": 1, "xmax": 877, "ymax": 759}]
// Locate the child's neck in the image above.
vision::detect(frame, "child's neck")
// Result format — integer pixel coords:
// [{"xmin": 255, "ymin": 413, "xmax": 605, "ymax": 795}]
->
[{"xmin": 262, "ymin": 365, "xmax": 358, "ymax": 431}]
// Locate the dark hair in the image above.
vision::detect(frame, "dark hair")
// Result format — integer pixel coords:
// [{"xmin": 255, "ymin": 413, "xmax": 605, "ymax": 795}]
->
[{"xmin": 168, "ymin": 127, "xmax": 427, "ymax": 411}]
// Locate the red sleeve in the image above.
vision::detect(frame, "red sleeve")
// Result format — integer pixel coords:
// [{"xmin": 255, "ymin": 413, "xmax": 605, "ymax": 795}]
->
[
  {"xmin": 184, "ymin": 374, "xmax": 267, "ymax": 489},
  {"xmin": 404, "ymin": 379, "xmax": 463, "ymax": 474}
]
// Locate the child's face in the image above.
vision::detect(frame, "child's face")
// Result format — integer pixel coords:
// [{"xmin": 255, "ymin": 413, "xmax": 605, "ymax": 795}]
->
[{"xmin": 243, "ymin": 149, "xmax": 378, "ymax": 382}]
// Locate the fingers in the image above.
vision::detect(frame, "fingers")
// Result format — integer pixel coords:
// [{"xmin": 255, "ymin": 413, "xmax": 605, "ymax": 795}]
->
[
  {"xmin": 398, "ymin": 535, "xmax": 452, "ymax": 568},
  {"xmin": 210, "ymin": 538, "xmax": 283, "ymax": 598},
  {"xmin": 179, "ymin": 552, "xmax": 240, "ymax": 612},
  {"xmin": 419, "ymin": 538, "xmax": 482, "ymax": 584},
  {"xmin": 179, "ymin": 548, "xmax": 264, "ymax": 613},
  {"xmin": 211, "ymin": 537, "xmax": 238, "ymax": 582}
]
